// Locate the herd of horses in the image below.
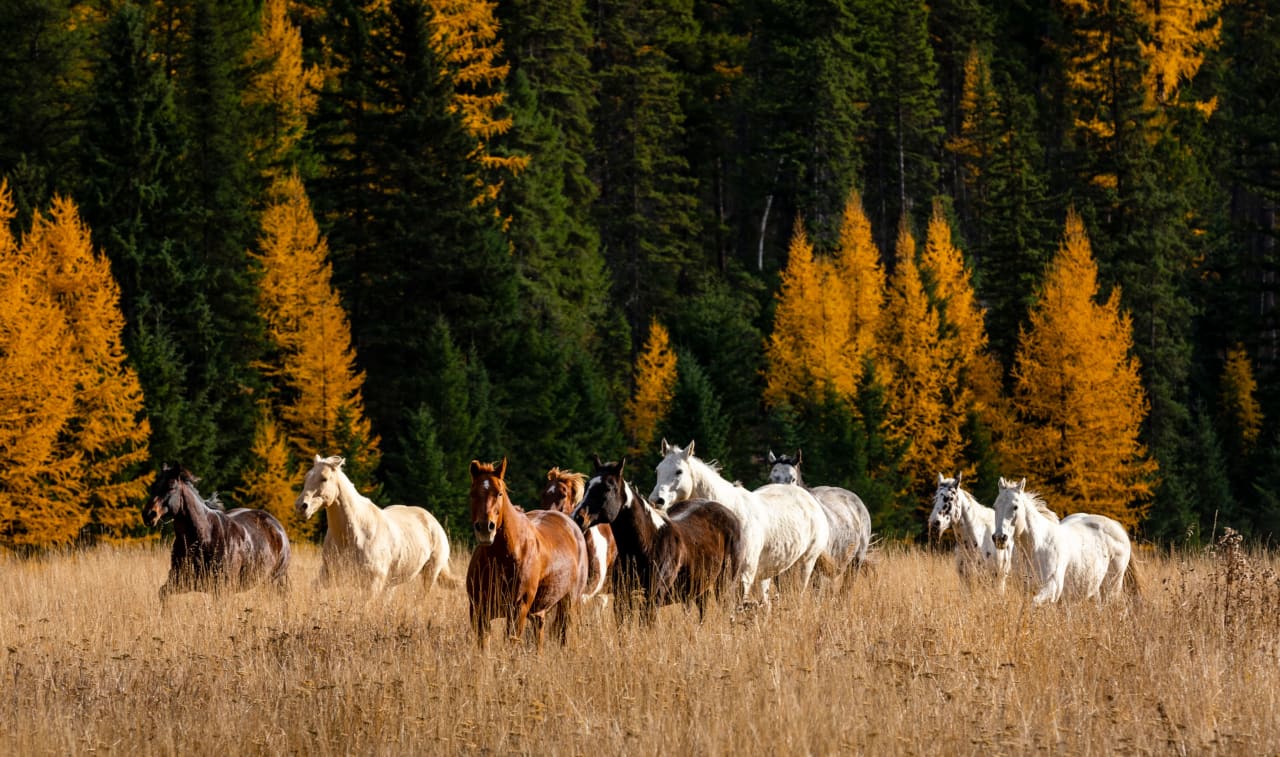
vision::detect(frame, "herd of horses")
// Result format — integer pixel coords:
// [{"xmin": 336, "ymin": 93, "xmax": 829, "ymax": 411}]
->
[{"xmin": 142, "ymin": 441, "xmax": 1141, "ymax": 648}]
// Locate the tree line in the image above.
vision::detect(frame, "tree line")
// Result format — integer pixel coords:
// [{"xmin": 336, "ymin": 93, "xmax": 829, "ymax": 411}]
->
[{"xmin": 0, "ymin": 0, "xmax": 1274, "ymax": 549}]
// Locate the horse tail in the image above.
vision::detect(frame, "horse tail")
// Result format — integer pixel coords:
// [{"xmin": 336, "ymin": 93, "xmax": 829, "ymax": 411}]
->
[
  {"xmin": 436, "ymin": 564, "xmax": 461, "ymax": 589},
  {"xmin": 1122, "ymin": 552, "xmax": 1143, "ymax": 600}
]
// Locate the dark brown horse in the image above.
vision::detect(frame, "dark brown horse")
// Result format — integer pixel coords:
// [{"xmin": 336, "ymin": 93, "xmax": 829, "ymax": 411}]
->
[
  {"xmin": 572, "ymin": 457, "xmax": 743, "ymax": 625},
  {"xmin": 142, "ymin": 464, "xmax": 291, "ymax": 604},
  {"xmin": 467, "ymin": 459, "xmax": 588, "ymax": 648},
  {"xmin": 540, "ymin": 467, "xmax": 616, "ymax": 604}
]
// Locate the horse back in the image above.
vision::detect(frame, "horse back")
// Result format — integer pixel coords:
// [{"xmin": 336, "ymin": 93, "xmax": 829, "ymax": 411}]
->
[
  {"xmin": 222, "ymin": 508, "xmax": 291, "ymax": 583},
  {"xmin": 526, "ymin": 509, "xmax": 589, "ymax": 606},
  {"xmin": 667, "ymin": 499, "xmax": 743, "ymax": 595}
]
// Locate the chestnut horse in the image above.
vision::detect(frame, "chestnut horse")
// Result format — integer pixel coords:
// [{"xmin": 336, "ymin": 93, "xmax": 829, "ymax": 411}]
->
[
  {"xmin": 540, "ymin": 467, "xmax": 616, "ymax": 604},
  {"xmin": 572, "ymin": 457, "xmax": 743, "ymax": 625},
  {"xmin": 467, "ymin": 459, "xmax": 588, "ymax": 648},
  {"xmin": 142, "ymin": 464, "xmax": 290, "ymax": 605}
]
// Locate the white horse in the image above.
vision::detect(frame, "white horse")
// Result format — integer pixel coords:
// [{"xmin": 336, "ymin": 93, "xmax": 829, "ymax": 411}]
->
[
  {"xmin": 651, "ymin": 440, "xmax": 829, "ymax": 606},
  {"xmin": 991, "ymin": 477, "xmax": 1140, "ymax": 605},
  {"xmin": 766, "ymin": 450, "xmax": 873, "ymax": 587},
  {"xmin": 295, "ymin": 455, "xmax": 455, "ymax": 594},
  {"xmin": 929, "ymin": 472, "xmax": 1012, "ymax": 591}
]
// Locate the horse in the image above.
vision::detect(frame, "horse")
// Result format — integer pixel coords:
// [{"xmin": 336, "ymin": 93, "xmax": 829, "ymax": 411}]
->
[
  {"xmin": 650, "ymin": 439, "xmax": 829, "ymax": 607},
  {"xmin": 541, "ymin": 466, "xmax": 616, "ymax": 604},
  {"xmin": 295, "ymin": 455, "xmax": 454, "ymax": 594},
  {"xmin": 991, "ymin": 477, "xmax": 1140, "ymax": 604},
  {"xmin": 143, "ymin": 464, "xmax": 290, "ymax": 604},
  {"xmin": 766, "ymin": 449, "xmax": 874, "ymax": 588},
  {"xmin": 928, "ymin": 472, "xmax": 1013, "ymax": 591},
  {"xmin": 572, "ymin": 456, "xmax": 742, "ymax": 625},
  {"xmin": 467, "ymin": 459, "xmax": 588, "ymax": 648}
]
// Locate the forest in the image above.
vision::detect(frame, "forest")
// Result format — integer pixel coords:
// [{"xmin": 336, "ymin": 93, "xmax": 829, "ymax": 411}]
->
[{"xmin": 0, "ymin": 0, "xmax": 1275, "ymax": 549}]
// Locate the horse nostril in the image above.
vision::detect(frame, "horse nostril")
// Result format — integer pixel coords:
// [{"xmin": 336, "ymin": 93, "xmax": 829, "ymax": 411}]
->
[{"xmin": 487, "ymin": 522, "xmax": 496, "ymax": 532}]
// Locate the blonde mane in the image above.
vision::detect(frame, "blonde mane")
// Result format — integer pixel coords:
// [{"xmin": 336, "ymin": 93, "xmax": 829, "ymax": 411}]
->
[
  {"xmin": 1021, "ymin": 488, "xmax": 1060, "ymax": 523},
  {"xmin": 546, "ymin": 467, "xmax": 586, "ymax": 504}
]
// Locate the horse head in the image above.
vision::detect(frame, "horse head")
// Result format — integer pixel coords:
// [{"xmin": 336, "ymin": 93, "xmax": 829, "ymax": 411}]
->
[
  {"xmin": 143, "ymin": 464, "xmax": 196, "ymax": 528},
  {"xmin": 574, "ymin": 456, "xmax": 629, "ymax": 529},
  {"xmin": 991, "ymin": 476, "xmax": 1026, "ymax": 550},
  {"xmin": 929, "ymin": 472, "xmax": 963, "ymax": 538},
  {"xmin": 767, "ymin": 449, "xmax": 803, "ymax": 485},
  {"xmin": 650, "ymin": 439, "xmax": 696, "ymax": 507},
  {"xmin": 296, "ymin": 454, "xmax": 344, "ymax": 520},
  {"xmin": 468, "ymin": 458, "xmax": 511, "ymax": 546},
  {"xmin": 540, "ymin": 467, "xmax": 585, "ymax": 515}
]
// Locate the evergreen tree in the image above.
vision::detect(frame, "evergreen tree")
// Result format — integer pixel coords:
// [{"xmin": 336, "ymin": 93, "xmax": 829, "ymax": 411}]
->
[
  {"xmin": 656, "ymin": 352, "xmax": 732, "ymax": 477},
  {"xmin": 237, "ymin": 402, "xmax": 313, "ymax": 541},
  {"xmin": 1009, "ymin": 209, "xmax": 1156, "ymax": 530}
]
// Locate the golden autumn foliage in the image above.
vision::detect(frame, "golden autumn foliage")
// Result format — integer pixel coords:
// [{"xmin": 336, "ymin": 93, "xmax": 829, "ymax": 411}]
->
[
  {"xmin": 238, "ymin": 402, "xmax": 315, "ymax": 542},
  {"xmin": 918, "ymin": 200, "xmax": 1010, "ymax": 473},
  {"xmin": 764, "ymin": 219, "xmax": 858, "ymax": 408},
  {"xmin": 1008, "ymin": 208, "xmax": 1156, "ymax": 530},
  {"xmin": 252, "ymin": 174, "xmax": 380, "ymax": 482},
  {"xmin": 946, "ymin": 47, "xmax": 1001, "ymax": 168},
  {"xmin": 625, "ymin": 318, "xmax": 678, "ymax": 455},
  {"xmin": 1219, "ymin": 343, "xmax": 1262, "ymax": 454},
  {"xmin": 0, "ymin": 184, "xmax": 151, "ymax": 548},
  {"xmin": 878, "ymin": 217, "xmax": 954, "ymax": 490},
  {"xmin": 244, "ymin": 0, "xmax": 324, "ymax": 177},
  {"xmin": 1134, "ymin": 0, "xmax": 1223, "ymax": 109},
  {"xmin": 829, "ymin": 189, "xmax": 885, "ymax": 398},
  {"xmin": 427, "ymin": 0, "xmax": 528, "ymax": 207}
]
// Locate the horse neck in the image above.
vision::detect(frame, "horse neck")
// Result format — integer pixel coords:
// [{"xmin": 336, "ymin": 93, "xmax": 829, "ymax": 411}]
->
[
  {"xmin": 175, "ymin": 485, "xmax": 217, "ymax": 543},
  {"xmin": 954, "ymin": 489, "xmax": 989, "ymax": 545},
  {"xmin": 1014, "ymin": 493, "xmax": 1054, "ymax": 552},
  {"xmin": 615, "ymin": 480, "xmax": 659, "ymax": 552},
  {"xmin": 325, "ymin": 471, "xmax": 380, "ymax": 533},
  {"xmin": 689, "ymin": 458, "xmax": 740, "ymax": 505},
  {"xmin": 493, "ymin": 491, "xmax": 533, "ymax": 556}
]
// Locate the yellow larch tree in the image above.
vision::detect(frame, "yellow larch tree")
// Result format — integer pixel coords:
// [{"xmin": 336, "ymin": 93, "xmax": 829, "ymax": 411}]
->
[
  {"xmin": 427, "ymin": 0, "xmax": 529, "ymax": 208},
  {"xmin": 252, "ymin": 174, "xmax": 381, "ymax": 486},
  {"xmin": 1219, "ymin": 343, "xmax": 1262, "ymax": 455},
  {"xmin": 238, "ymin": 402, "xmax": 315, "ymax": 541},
  {"xmin": 0, "ymin": 187, "xmax": 151, "ymax": 547},
  {"xmin": 827, "ymin": 189, "xmax": 885, "ymax": 400},
  {"xmin": 764, "ymin": 219, "xmax": 855, "ymax": 408},
  {"xmin": 1134, "ymin": 0, "xmax": 1223, "ymax": 111},
  {"xmin": 625, "ymin": 318, "xmax": 678, "ymax": 455},
  {"xmin": 243, "ymin": 0, "xmax": 324, "ymax": 179},
  {"xmin": 877, "ymin": 216, "xmax": 954, "ymax": 493},
  {"xmin": 1009, "ymin": 208, "xmax": 1156, "ymax": 529},
  {"xmin": 918, "ymin": 199, "xmax": 1010, "ymax": 471}
]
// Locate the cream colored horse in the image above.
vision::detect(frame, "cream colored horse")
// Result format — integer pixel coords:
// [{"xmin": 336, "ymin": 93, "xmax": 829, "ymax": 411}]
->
[{"xmin": 296, "ymin": 455, "xmax": 455, "ymax": 593}]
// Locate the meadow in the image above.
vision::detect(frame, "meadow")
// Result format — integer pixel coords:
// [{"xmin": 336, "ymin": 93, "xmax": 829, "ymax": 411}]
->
[{"xmin": 2, "ymin": 537, "xmax": 1277, "ymax": 755}]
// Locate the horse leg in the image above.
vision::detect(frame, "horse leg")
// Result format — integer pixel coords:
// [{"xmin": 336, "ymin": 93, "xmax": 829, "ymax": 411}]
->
[
  {"xmin": 470, "ymin": 601, "xmax": 489, "ymax": 649},
  {"xmin": 551, "ymin": 597, "xmax": 572, "ymax": 647}
]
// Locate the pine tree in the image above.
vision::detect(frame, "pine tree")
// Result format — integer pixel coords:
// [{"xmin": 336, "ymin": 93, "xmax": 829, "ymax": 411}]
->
[
  {"xmin": 252, "ymin": 174, "xmax": 380, "ymax": 486},
  {"xmin": 877, "ymin": 216, "xmax": 953, "ymax": 501},
  {"xmin": 656, "ymin": 352, "xmax": 732, "ymax": 476},
  {"xmin": 1134, "ymin": 0, "xmax": 1224, "ymax": 109},
  {"xmin": 625, "ymin": 318, "xmax": 678, "ymax": 456},
  {"xmin": 0, "ymin": 189, "xmax": 151, "ymax": 547},
  {"xmin": 1009, "ymin": 209, "xmax": 1156, "ymax": 530}
]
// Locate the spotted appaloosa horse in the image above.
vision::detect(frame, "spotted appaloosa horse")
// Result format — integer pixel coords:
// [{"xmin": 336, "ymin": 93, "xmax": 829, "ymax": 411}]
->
[
  {"xmin": 143, "ymin": 464, "xmax": 290, "ymax": 604},
  {"xmin": 928, "ymin": 472, "xmax": 1012, "ymax": 591},
  {"xmin": 467, "ymin": 459, "xmax": 588, "ymax": 648},
  {"xmin": 541, "ymin": 467, "xmax": 615, "ymax": 604},
  {"xmin": 574, "ymin": 456, "xmax": 743, "ymax": 625}
]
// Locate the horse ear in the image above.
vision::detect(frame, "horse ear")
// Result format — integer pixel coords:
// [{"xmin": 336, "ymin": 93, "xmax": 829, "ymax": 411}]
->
[
  {"xmin": 998, "ymin": 476, "xmax": 1008, "ymax": 488},
  {"xmin": 768, "ymin": 450, "xmax": 777, "ymax": 464},
  {"xmin": 592, "ymin": 453, "xmax": 603, "ymax": 469},
  {"xmin": 1017, "ymin": 477, "xmax": 1026, "ymax": 492},
  {"xmin": 335, "ymin": 456, "xmax": 346, "ymax": 469},
  {"xmin": 314, "ymin": 454, "xmax": 323, "ymax": 464},
  {"xmin": 686, "ymin": 440, "xmax": 696, "ymax": 458},
  {"xmin": 546, "ymin": 467, "xmax": 557, "ymax": 481},
  {"xmin": 469, "ymin": 460, "xmax": 482, "ymax": 478},
  {"xmin": 660, "ymin": 438, "xmax": 671, "ymax": 455},
  {"xmin": 795, "ymin": 449, "xmax": 802, "ymax": 465},
  {"xmin": 618, "ymin": 457, "xmax": 627, "ymax": 476},
  {"xmin": 498, "ymin": 457, "xmax": 508, "ymax": 479},
  {"xmin": 938, "ymin": 472, "xmax": 945, "ymax": 485},
  {"xmin": 956, "ymin": 471, "xmax": 963, "ymax": 486}
]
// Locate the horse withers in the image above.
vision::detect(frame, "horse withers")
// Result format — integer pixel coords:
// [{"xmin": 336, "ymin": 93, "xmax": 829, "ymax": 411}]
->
[
  {"xmin": 143, "ymin": 464, "xmax": 290, "ymax": 605},
  {"xmin": 467, "ymin": 459, "xmax": 588, "ymax": 649}
]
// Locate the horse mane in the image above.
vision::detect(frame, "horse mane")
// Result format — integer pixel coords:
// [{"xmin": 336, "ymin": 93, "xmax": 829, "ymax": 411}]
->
[
  {"xmin": 1021, "ymin": 489, "xmax": 1060, "ymax": 523},
  {"xmin": 686, "ymin": 451, "xmax": 741, "ymax": 486},
  {"xmin": 204, "ymin": 491, "xmax": 226, "ymax": 512},
  {"xmin": 547, "ymin": 467, "xmax": 586, "ymax": 503}
]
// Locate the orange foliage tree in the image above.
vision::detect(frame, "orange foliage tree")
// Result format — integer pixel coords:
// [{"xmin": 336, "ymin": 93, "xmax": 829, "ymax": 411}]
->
[
  {"xmin": 1218, "ymin": 343, "xmax": 1262, "ymax": 455},
  {"xmin": 238, "ymin": 402, "xmax": 314, "ymax": 540},
  {"xmin": 828, "ymin": 189, "xmax": 885, "ymax": 399},
  {"xmin": 1008, "ymin": 208, "xmax": 1156, "ymax": 529},
  {"xmin": 251, "ymin": 174, "xmax": 380, "ymax": 511},
  {"xmin": 877, "ymin": 216, "xmax": 954, "ymax": 494},
  {"xmin": 625, "ymin": 318, "xmax": 678, "ymax": 455},
  {"xmin": 0, "ymin": 184, "xmax": 151, "ymax": 548},
  {"xmin": 243, "ymin": 0, "xmax": 324, "ymax": 178}
]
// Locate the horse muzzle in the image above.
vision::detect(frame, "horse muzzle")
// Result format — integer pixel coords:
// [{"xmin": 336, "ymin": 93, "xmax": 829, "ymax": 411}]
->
[
  {"xmin": 473, "ymin": 521, "xmax": 496, "ymax": 545},
  {"xmin": 993, "ymin": 533, "xmax": 1009, "ymax": 549}
]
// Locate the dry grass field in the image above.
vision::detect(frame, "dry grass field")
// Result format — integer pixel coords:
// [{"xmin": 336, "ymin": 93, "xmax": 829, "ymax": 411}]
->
[{"xmin": 2, "ymin": 536, "xmax": 1278, "ymax": 755}]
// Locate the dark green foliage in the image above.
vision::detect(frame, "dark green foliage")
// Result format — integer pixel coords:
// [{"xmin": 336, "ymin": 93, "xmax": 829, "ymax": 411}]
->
[
  {"xmin": 386, "ymin": 404, "xmax": 464, "ymax": 535},
  {"xmin": 656, "ymin": 352, "xmax": 732, "ymax": 479}
]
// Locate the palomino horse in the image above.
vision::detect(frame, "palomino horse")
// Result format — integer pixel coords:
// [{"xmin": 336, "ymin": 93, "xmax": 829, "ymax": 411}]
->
[
  {"xmin": 467, "ymin": 459, "xmax": 588, "ymax": 648},
  {"xmin": 572, "ymin": 457, "xmax": 742, "ymax": 624},
  {"xmin": 541, "ymin": 467, "xmax": 616, "ymax": 604},
  {"xmin": 929, "ymin": 472, "xmax": 1012, "ymax": 591},
  {"xmin": 143, "ymin": 464, "xmax": 290, "ymax": 604},
  {"xmin": 991, "ymin": 477, "xmax": 1140, "ymax": 604},
  {"xmin": 295, "ymin": 455, "xmax": 454, "ymax": 594},
  {"xmin": 650, "ymin": 440, "xmax": 829, "ymax": 607},
  {"xmin": 766, "ymin": 450, "xmax": 873, "ymax": 587}
]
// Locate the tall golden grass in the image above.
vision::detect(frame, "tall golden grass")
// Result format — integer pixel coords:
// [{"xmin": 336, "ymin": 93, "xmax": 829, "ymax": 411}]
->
[{"xmin": 2, "ymin": 536, "xmax": 1278, "ymax": 755}]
